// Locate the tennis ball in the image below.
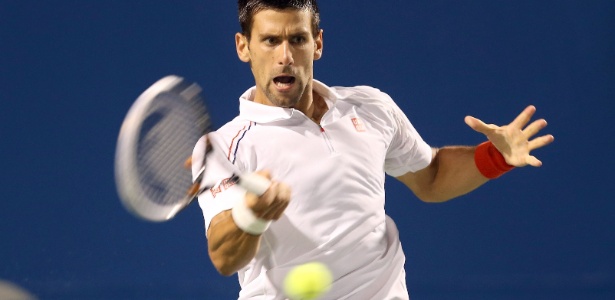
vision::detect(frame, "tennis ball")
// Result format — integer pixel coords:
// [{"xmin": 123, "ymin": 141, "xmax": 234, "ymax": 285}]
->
[{"xmin": 283, "ymin": 262, "xmax": 333, "ymax": 300}]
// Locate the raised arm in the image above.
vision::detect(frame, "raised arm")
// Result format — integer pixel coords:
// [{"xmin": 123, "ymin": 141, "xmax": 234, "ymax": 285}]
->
[
  {"xmin": 207, "ymin": 171, "xmax": 291, "ymax": 276},
  {"xmin": 397, "ymin": 105, "xmax": 554, "ymax": 203}
]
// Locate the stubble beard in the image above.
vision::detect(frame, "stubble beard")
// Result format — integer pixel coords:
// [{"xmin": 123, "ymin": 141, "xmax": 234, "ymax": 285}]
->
[{"xmin": 264, "ymin": 76, "xmax": 306, "ymax": 108}]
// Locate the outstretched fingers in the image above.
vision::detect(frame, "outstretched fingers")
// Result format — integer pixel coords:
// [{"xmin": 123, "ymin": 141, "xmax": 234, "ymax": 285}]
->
[
  {"xmin": 528, "ymin": 134, "xmax": 555, "ymax": 151},
  {"xmin": 464, "ymin": 115, "xmax": 496, "ymax": 135},
  {"xmin": 522, "ymin": 118, "xmax": 547, "ymax": 139},
  {"xmin": 525, "ymin": 155, "xmax": 543, "ymax": 167},
  {"xmin": 510, "ymin": 105, "xmax": 536, "ymax": 129}
]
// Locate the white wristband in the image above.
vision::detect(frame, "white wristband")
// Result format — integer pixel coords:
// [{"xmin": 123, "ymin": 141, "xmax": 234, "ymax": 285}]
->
[{"xmin": 231, "ymin": 199, "xmax": 272, "ymax": 235}]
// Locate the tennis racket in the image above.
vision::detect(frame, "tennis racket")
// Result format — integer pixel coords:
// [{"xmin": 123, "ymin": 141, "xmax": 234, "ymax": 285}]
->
[{"xmin": 114, "ymin": 75, "xmax": 270, "ymax": 222}]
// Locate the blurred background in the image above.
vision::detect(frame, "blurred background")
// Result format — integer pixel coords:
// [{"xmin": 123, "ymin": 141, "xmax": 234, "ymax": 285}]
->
[{"xmin": 1, "ymin": 1, "xmax": 613, "ymax": 299}]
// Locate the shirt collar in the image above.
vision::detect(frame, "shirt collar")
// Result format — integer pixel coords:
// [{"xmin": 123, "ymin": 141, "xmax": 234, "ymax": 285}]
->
[{"xmin": 238, "ymin": 79, "xmax": 340, "ymax": 123}]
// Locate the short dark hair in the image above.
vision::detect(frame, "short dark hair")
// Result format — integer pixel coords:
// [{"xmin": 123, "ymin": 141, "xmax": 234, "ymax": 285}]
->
[{"xmin": 238, "ymin": 0, "xmax": 320, "ymax": 39}]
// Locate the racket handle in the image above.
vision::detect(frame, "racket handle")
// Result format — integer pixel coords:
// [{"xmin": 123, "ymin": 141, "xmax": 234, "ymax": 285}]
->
[{"xmin": 236, "ymin": 173, "xmax": 271, "ymax": 196}]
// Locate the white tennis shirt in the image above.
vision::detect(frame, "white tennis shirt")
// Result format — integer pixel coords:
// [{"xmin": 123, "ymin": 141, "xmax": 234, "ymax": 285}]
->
[{"xmin": 192, "ymin": 80, "xmax": 433, "ymax": 299}]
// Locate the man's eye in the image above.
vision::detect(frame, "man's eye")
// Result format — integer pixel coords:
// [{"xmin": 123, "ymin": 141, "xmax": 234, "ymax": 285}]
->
[
  {"xmin": 267, "ymin": 37, "xmax": 280, "ymax": 45},
  {"xmin": 291, "ymin": 36, "xmax": 307, "ymax": 44}
]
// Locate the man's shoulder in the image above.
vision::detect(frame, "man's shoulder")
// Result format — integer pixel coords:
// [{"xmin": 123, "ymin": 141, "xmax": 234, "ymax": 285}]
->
[
  {"xmin": 331, "ymin": 85, "xmax": 397, "ymax": 114},
  {"xmin": 331, "ymin": 85, "xmax": 388, "ymax": 100},
  {"xmin": 216, "ymin": 117, "xmax": 255, "ymax": 137}
]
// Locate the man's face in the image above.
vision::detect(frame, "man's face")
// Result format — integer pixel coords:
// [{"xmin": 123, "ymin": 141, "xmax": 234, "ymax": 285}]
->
[{"xmin": 236, "ymin": 9, "xmax": 323, "ymax": 108}]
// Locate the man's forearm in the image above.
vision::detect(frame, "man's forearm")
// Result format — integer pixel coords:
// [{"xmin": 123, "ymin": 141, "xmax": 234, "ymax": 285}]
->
[
  {"xmin": 207, "ymin": 210, "xmax": 262, "ymax": 276},
  {"xmin": 398, "ymin": 146, "xmax": 490, "ymax": 203},
  {"xmin": 429, "ymin": 146, "xmax": 490, "ymax": 201}
]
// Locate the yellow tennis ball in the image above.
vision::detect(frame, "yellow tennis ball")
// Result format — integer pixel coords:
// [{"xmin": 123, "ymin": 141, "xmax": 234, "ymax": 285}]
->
[{"xmin": 283, "ymin": 262, "xmax": 333, "ymax": 300}]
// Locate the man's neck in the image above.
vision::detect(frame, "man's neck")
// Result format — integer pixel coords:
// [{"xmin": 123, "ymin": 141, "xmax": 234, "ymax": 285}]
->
[
  {"xmin": 307, "ymin": 92, "xmax": 328, "ymax": 124},
  {"xmin": 251, "ymin": 84, "xmax": 329, "ymax": 123}
]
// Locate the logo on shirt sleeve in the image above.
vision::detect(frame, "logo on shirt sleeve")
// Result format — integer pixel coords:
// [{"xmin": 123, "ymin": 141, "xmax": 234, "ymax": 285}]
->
[
  {"xmin": 351, "ymin": 117, "xmax": 366, "ymax": 132},
  {"xmin": 209, "ymin": 177, "xmax": 237, "ymax": 198}
]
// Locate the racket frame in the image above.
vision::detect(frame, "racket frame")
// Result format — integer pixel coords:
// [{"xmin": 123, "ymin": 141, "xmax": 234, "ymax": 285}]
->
[{"xmin": 115, "ymin": 75, "xmax": 206, "ymax": 221}]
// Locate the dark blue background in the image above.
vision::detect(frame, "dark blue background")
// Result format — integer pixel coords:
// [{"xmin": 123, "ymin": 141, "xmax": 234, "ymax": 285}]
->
[{"xmin": 2, "ymin": 1, "xmax": 614, "ymax": 299}]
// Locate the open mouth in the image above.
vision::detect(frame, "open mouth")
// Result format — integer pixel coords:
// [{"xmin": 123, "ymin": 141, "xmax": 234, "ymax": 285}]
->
[{"xmin": 273, "ymin": 76, "xmax": 296, "ymax": 88}]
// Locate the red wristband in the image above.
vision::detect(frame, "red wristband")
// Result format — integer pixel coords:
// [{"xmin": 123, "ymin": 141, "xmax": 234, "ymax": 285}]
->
[{"xmin": 474, "ymin": 141, "xmax": 514, "ymax": 179}]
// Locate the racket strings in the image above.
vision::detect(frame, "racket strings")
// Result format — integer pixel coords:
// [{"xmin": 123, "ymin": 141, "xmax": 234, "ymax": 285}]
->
[{"xmin": 135, "ymin": 92, "xmax": 207, "ymax": 205}]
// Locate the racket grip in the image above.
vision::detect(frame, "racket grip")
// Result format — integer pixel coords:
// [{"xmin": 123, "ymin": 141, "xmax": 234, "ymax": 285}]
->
[{"xmin": 236, "ymin": 173, "xmax": 271, "ymax": 196}]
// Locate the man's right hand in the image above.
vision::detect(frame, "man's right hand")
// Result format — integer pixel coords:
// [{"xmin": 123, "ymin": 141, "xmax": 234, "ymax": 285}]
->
[{"xmin": 244, "ymin": 170, "xmax": 291, "ymax": 221}]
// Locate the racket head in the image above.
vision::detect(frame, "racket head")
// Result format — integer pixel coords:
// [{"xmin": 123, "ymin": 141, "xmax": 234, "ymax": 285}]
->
[{"xmin": 115, "ymin": 75, "xmax": 211, "ymax": 221}]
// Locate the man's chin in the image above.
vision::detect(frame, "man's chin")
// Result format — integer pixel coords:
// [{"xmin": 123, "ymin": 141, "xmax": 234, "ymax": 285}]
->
[
  {"xmin": 275, "ymin": 98, "xmax": 300, "ymax": 108},
  {"xmin": 267, "ymin": 91, "xmax": 301, "ymax": 108}
]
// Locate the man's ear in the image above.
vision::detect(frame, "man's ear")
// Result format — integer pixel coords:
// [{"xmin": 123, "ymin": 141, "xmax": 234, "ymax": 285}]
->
[
  {"xmin": 313, "ymin": 29, "xmax": 324, "ymax": 60},
  {"xmin": 236, "ymin": 33, "xmax": 251, "ymax": 63}
]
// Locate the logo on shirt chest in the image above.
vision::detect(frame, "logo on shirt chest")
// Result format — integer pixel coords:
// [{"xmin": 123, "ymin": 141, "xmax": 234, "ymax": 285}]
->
[{"xmin": 351, "ymin": 117, "xmax": 366, "ymax": 132}]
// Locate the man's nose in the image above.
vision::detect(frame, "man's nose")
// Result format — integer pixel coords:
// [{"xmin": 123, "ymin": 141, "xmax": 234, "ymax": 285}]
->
[{"xmin": 277, "ymin": 41, "xmax": 294, "ymax": 66}]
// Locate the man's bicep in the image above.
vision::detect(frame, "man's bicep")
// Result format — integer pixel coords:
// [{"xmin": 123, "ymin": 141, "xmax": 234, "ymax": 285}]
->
[{"xmin": 394, "ymin": 148, "xmax": 438, "ymax": 201}]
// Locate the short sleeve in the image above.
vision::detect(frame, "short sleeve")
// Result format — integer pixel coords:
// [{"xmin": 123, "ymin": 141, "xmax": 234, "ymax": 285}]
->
[
  {"xmin": 192, "ymin": 133, "xmax": 246, "ymax": 232},
  {"xmin": 383, "ymin": 98, "xmax": 433, "ymax": 177}
]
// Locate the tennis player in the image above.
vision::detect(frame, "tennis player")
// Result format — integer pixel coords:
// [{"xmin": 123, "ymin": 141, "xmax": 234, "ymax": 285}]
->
[{"xmin": 192, "ymin": 1, "xmax": 554, "ymax": 299}]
